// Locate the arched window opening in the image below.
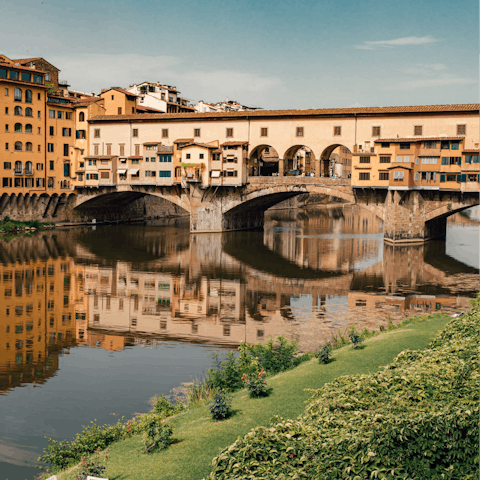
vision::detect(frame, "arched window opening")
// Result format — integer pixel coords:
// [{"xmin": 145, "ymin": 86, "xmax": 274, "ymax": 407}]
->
[
  {"xmin": 25, "ymin": 124, "xmax": 32, "ymax": 133},
  {"xmin": 25, "ymin": 161, "xmax": 33, "ymax": 174},
  {"xmin": 14, "ymin": 123, "xmax": 22, "ymax": 133},
  {"xmin": 25, "ymin": 142, "xmax": 33, "ymax": 151},
  {"xmin": 79, "ymin": 112, "xmax": 85, "ymax": 122},
  {"xmin": 25, "ymin": 90, "xmax": 32, "ymax": 103},
  {"xmin": 14, "ymin": 106, "xmax": 22, "ymax": 116},
  {"xmin": 48, "ymin": 177, "xmax": 54, "ymax": 188},
  {"xmin": 14, "ymin": 88, "xmax": 22, "ymax": 102},
  {"xmin": 14, "ymin": 161, "xmax": 22, "ymax": 173},
  {"xmin": 25, "ymin": 107, "xmax": 33, "ymax": 117},
  {"xmin": 14, "ymin": 141, "xmax": 22, "ymax": 151}
]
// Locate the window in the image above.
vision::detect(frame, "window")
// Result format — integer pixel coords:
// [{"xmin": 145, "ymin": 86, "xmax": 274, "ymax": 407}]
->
[
  {"xmin": 36, "ymin": 163, "xmax": 43, "ymax": 170},
  {"xmin": 94, "ymin": 129, "xmax": 100, "ymax": 138},
  {"xmin": 393, "ymin": 171, "xmax": 405, "ymax": 180},
  {"xmin": 25, "ymin": 107, "xmax": 32, "ymax": 117},
  {"xmin": 34, "ymin": 74, "xmax": 43, "ymax": 83},
  {"xmin": 421, "ymin": 157, "xmax": 437, "ymax": 164},
  {"xmin": 14, "ymin": 106, "xmax": 22, "ymax": 116},
  {"xmin": 194, "ymin": 128, "xmax": 200, "ymax": 137},
  {"xmin": 76, "ymin": 129, "xmax": 86, "ymax": 139},
  {"xmin": 100, "ymin": 171, "xmax": 109, "ymax": 179},
  {"xmin": 48, "ymin": 177, "xmax": 54, "ymax": 188},
  {"xmin": 379, "ymin": 156, "xmax": 391, "ymax": 163},
  {"xmin": 4, "ymin": 124, "xmax": 8, "ymax": 132},
  {"xmin": 457, "ymin": 124, "xmax": 466, "ymax": 135},
  {"xmin": 25, "ymin": 142, "xmax": 32, "ymax": 152},
  {"xmin": 296, "ymin": 127, "xmax": 304, "ymax": 137},
  {"xmin": 226, "ymin": 128, "xmax": 233, "ymax": 137},
  {"xmin": 440, "ymin": 141, "xmax": 450, "ymax": 149},
  {"xmin": 37, "ymin": 111, "xmax": 41, "ymax": 118},
  {"xmin": 414, "ymin": 125, "xmax": 422, "ymax": 136},
  {"xmin": 49, "ymin": 126, "xmax": 54, "ymax": 135},
  {"xmin": 119, "ymin": 144, "xmax": 125, "ymax": 156},
  {"xmin": 451, "ymin": 141, "xmax": 459, "ymax": 150},
  {"xmin": 106, "ymin": 144, "xmax": 112, "ymax": 155},
  {"xmin": 14, "ymin": 141, "xmax": 22, "ymax": 151},
  {"xmin": 372, "ymin": 126, "xmax": 381, "ymax": 136},
  {"xmin": 399, "ymin": 143, "xmax": 410, "ymax": 150},
  {"xmin": 94, "ymin": 145, "xmax": 99, "ymax": 155},
  {"xmin": 118, "ymin": 107, "xmax": 122, "ymax": 114},
  {"xmin": 135, "ymin": 144, "xmax": 140, "ymax": 155},
  {"xmin": 79, "ymin": 112, "xmax": 85, "ymax": 122},
  {"xmin": 9, "ymin": 70, "xmax": 19, "ymax": 80},
  {"xmin": 38, "ymin": 127, "xmax": 41, "ymax": 135},
  {"xmin": 4, "ymin": 162, "xmax": 11, "ymax": 169},
  {"xmin": 379, "ymin": 172, "xmax": 389, "ymax": 180},
  {"xmin": 133, "ymin": 129, "xmax": 138, "ymax": 137},
  {"xmin": 15, "ymin": 123, "xmax": 22, "ymax": 133},
  {"xmin": 5, "ymin": 143, "xmax": 8, "ymax": 150},
  {"xmin": 49, "ymin": 161, "xmax": 54, "ymax": 170},
  {"xmin": 25, "ymin": 90, "xmax": 32, "ymax": 103},
  {"xmin": 48, "ymin": 143, "xmax": 54, "ymax": 152},
  {"xmin": 4, "ymin": 88, "xmax": 8, "ymax": 96},
  {"xmin": 48, "ymin": 109, "xmax": 55, "ymax": 119},
  {"xmin": 14, "ymin": 161, "xmax": 22, "ymax": 173},
  {"xmin": 186, "ymin": 153, "xmax": 191, "ymax": 159},
  {"xmin": 159, "ymin": 171, "xmax": 171, "ymax": 177},
  {"xmin": 334, "ymin": 126, "xmax": 341, "ymax": 136},
  {"xmin": 3, "ymin": 177, "xmax": 11, "ymax": 187},
  {"xmin": 260, "ymin": 127, "xmax": 268, "ymax": 137},
  {"xmin": 57, "ymin": 111, "xmax": 63, "ymax": 119},
  {"xmin": 359, "ymin": 156, "xmax": 370, "ymax": 163},
  {"xmin": 62, "ymin": 128, "xmax": 71, "ymax": 137},
  {"xmin": 359, "ymin": 172, "xmax": 370, "ymax": 180},
  {"xmin": 162, "ymin": 129, "xmax": 168, "ymax": 138},
  {"xmin": 14, "ymin": 88, "xmax": 22, "ymax": 102},
  {"xmin": 396, "ymin": 156, "xmax": 402, "ymax": 162},
  {"xmin": 37, "ymin": 93, "xmax": 41, "ymax": 100}
]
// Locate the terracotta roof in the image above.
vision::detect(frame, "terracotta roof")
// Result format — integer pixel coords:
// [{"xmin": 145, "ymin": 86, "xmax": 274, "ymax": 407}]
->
[
  {"xmin": 143, "ymin": 142, "xmax": 162, "ymax": 146},
  {"xmin": 462, "ymin": 149, "xmax": 479, "ymax": 153},
  {"xmin": 158, "ymin": 145, "xmax": 174, "ymax": 154},
  {"xmin": 221, "ymin": 141, "xmax": 248, "ymax": 147},
  {"xmin": 11, "ymin": 57, "xmax": 60, "ymax": 71},
  {"xmin": 173, "ymin": 138, "xmax": 194, "ymax": 144},
  {"xmin": 212, "ymin": 149, "xmax": 222, "ymax": 153},
  {"xmin": 102, "ymin": 87, "xmax": 139, "ymax": 98},
  {"xmin": 179, "ymin": 142, "xmax": 218, "ymax": 150},
  {"xmin": 386, "ymin": 165, "xmax": 413, "ymax": 170},
  {"xmin": 127, "ymin": 156, "xmax": 143, "ymax": 160},
  {"xmin": 376, "ymin": 136, "xmax": 465, "ymax": 143},
  {"xmin": 136, "ymin": 105, "xmax": 165, "ymax": 113},
  {"xmin": 0, "ymin": 61, "xmax": 46, "ymax": 74},
  {"xmin": 84, "ymin": 155, "xmax": 116, "ymax": 160},
  {"xmin": 72, "ymin": 97, "xmax": 102, "ymax": 106},
  {"xmin": 88, "ymin": 104, "xmax": 480, "ymax": 123},
  {"xmin": 352, "ymin": 152, "xmax": 376, "ymax": 156}
]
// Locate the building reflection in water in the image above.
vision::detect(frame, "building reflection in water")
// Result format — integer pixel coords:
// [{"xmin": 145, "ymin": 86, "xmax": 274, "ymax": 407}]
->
[{"xmin": 0, "ymin": 206, "xmax": 478, "ymax": 392}]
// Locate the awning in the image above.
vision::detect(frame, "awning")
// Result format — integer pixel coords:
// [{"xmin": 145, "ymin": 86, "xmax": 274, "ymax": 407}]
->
[
  {"xmin": 128, "ymin": 169, "xmax": 139, "ymax": 175},
  {"xmin": 117, "ymin": 169, "xmax": 127, "ymax": 174},
  {"xmin": 211, "ymin": 171, "xmax": 221, "ymax": 178}
]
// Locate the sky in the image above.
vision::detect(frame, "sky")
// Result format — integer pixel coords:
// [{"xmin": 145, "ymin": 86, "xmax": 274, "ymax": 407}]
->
[{"xmin": 1, "ymin": 0, "xmax": 478, "ymax": 110}]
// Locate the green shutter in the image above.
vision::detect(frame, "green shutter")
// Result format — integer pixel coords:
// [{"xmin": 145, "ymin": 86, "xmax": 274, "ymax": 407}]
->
[
  {"xmin": 456, "ymin": 174, "xmax": 466, "ymax": 183},
  {"xmin": 465, "ymin": 155, "xmax": 471, "ymax": 163},
  {"xmin": 441, "ymin": 157, "xmax": 448, "ymax": 165},
  {"xmin": 473, "ymin": 155, "xmax": 479, "ymax": 163},
  {"xmin": 440, "ymin": 174, "xmax": 446, "ymax": 183}
]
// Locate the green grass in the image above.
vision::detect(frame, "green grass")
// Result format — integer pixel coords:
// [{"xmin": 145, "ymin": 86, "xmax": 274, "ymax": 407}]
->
[{"xmin": 55, "ymin": 313, "xmax": 451, "ymax": 480}]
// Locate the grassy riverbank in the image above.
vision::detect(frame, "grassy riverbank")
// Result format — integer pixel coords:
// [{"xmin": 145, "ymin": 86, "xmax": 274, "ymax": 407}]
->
[
  {"xmin": 0, "ymin": 218, "xmax": 53, "ymax": 238},
  {"xmin": 51, "ymin": 312, "xmax": 454, "ymax": 480}
]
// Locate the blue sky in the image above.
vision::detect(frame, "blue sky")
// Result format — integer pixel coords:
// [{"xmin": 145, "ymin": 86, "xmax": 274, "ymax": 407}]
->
[{"xmin": 2, "ymin": 0, "xmax": 478, "ymax": 109}]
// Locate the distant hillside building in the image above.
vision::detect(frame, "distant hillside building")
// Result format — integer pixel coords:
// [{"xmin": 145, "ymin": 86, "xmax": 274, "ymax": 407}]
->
[
  {"xmin": 194, "ymin": 98, "xmax": 262, "ymax": 113},
  {"xmin": 127, "ymin": 82, "xmax": 195, "ymax": 113}
]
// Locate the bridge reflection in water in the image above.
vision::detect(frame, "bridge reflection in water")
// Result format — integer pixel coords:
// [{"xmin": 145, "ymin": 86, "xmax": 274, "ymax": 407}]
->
[{"xmin": 0, "ymin": 206, "xmax": 477, "ymax": 394}]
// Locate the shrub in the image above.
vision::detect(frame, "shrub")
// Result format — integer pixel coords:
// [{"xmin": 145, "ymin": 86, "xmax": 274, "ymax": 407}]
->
[
  {"xmin": 150, "ymin": 394, "xmax": 183, "ymax": 418},
  {"xmin": 348, "ymin": 331, "xmax": 363, "ymax": 348},
  {"xmin": 316, "ymin": 342, "xmax": 332, "ymax": 364},
  {"xmin": 209, "ymin": 389, "xmax": 231, "ymax": 420},
  {"xmin": 75, "ymin": 449, "xmax": 108, "ymax": 480},
  {"xmin": 139, "ymin": 413, "xmax": 173, "ymax": 453},
  {"xmin": 207, "ymin": 351, "xmax": 243, "ymax": 392},
  {"xmin": 242, "ymin": 368, "xmax": 268, "ymax": 397}
]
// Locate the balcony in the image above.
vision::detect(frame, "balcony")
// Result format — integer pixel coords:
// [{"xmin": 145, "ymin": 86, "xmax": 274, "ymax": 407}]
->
[
  {"xmin": 25, "ymin": 169, "xmax": 33, "ymax": 176},
  {"xmin": 14, "ymin": 169, "xmax": 23, "ymax": 175}
]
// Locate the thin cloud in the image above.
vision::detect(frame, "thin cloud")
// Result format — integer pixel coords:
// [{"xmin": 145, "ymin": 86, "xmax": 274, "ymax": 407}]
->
[{"xmin": 355, "ymin": 35, "xmax": 440, "ymax": 50}]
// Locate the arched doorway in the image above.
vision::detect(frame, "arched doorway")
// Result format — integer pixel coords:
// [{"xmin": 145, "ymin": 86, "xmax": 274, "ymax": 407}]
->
[
  {"xmin": 319, "ymin": 144, "xmax": 353, "ymax": 178},
  {"xmin": 248, "ymin": 145, "xmax": 280, "ymax": 176},
  {"xmin": 283, "ymin": 145, "xmax": 316, "ymax": 175}
]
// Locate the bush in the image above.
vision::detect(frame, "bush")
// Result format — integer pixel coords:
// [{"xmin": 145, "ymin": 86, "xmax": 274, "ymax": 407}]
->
[
  {"xmin": 348, "ymin": 330, "xmax": 363, "ymax": 348},
  {"xmin": 316, "ymin": 342, "xmax": 332, "ymax": 364},
  {"xmin": 209, "ymin": 389, "xmax": 231, "ymax": 420},
  {"xmin": 139, "ymin": 413, "xmax": 173, "ymax": 453},
  {"xmin": 242, "ymin": 368, "xmax": 268, "ymax": 397},
  {"xmin": 150, "ymin": 394, "xmax": 183, "ymax": 418},
  {"xmin": 37, "ymin": 418, "xmax": 139, "ymax": 471},
  {"xmin": 207, "ymin": 351, "xmax": 243, "ymax": 392},
  {"xmin": 75, "ymin": 450, "xmax": 108, "ymax": 480}
]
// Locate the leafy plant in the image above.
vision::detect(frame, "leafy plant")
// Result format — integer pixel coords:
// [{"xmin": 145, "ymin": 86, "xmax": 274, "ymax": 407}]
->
[
  {"xmin": 75, "ymin": 449, "xmax": 108, "ymax": 480},
  {"xmin": 242, "ymin": 368, "xmax": 268, "ymax": 397},
  {"xmin": 209, "ymin": 389, "xmax": 232, "ymax": 420},
  {"xmin": 139, "ymin": 414, "xmax": 173, "ymax": 453},
  {"xmin": 316, "ymin": 342, "xmax": 332, "ymax": 364},
  {"xmin": 348, "ymin": 331, "xmax": 363, "ymax": 349},
  {"xmin": 150, "ymin": 394, "xmax": 183, "ymax": 418}
]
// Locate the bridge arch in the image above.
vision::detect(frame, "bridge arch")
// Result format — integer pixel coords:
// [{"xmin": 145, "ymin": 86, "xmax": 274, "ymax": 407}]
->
[
  {"xmin": 319, "ymin": 144, "xmax": 353, "ymax": 178},
  {"xmin": 281, "ymin": 145, "xmax": 316, "ymax": 175},
  {"xmin": 248, "ymin": 144, "xmax": 280, "ymax": 176}
]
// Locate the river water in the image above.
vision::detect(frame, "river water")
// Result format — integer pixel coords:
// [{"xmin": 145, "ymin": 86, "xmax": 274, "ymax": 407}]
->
[{"xmin": 0, "ymin": 205, "xmax": 478, "ymax": 480}]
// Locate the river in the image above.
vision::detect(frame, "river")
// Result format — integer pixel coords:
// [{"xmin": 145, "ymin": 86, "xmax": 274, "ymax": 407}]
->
[{"xmin": 0, "ymin": 205, "xmax": 478, "ymax": 480}]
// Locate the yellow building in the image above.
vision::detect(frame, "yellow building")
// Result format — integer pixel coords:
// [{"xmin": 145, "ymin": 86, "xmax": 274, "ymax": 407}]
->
[{"xmin": 100, "ymin": 87, "xmax": 137, "ymax": 116}]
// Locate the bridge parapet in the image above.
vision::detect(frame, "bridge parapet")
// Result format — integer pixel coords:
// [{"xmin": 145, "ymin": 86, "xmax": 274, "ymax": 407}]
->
[{"xmin": 247, "ymin": 176, "xmax": 350, "ymax": 187}]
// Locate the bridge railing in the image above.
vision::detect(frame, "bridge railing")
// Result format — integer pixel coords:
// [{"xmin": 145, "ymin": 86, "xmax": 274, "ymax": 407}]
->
[{"xmin": 247, "ymin": 176, "xmax": 351, "ymax": 186}]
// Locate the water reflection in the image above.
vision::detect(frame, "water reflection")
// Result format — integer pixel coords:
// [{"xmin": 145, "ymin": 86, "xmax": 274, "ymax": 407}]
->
[{"xmin": 0, "ymin": 206, "xmax": 477, "ymax": 395}]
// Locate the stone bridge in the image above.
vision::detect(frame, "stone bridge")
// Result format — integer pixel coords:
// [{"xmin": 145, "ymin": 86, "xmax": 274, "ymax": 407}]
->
[{"xmin": 0, "ymin": 176, "xmax": 478, "ymax": 243}]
